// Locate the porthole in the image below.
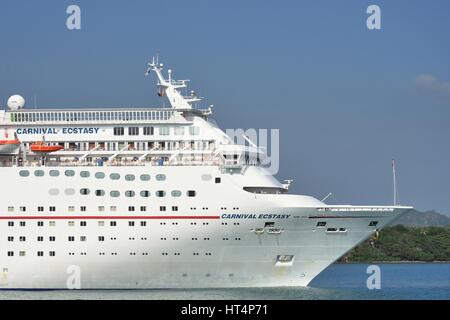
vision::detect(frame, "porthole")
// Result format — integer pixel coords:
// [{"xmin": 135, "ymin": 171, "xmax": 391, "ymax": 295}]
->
[
  {"xmin": 110, "ymin": 190, "xmax": 120, "ymax": 197},
  {"xmin": 140, "ymin": 190, "xmax": 150, "ymax": 197},
  {"xmin": 34, "ymin": 170, "xmax": 44, "ymax": 177},
  {"xmin": 95, "ymin": 172, "xmax": 105, "ymax": 179},
  {"xmin": 19, "ymin": 170, "xmax": 30, "ymax": 177},
  {"xmin": 125, "ymin": 174, "xmax": 135, "ymax": 181},
  {"xmin": 49, "ymin": 188, "xmax": 59, "ymax": 196},
  {"xmin": 64, "ymin": 188, "xmax": 75, "ymax": 196},
  {"xmin": 156, "ymin": 174, "xmax": 166, "ymax": 181},
  {"xmin": 80, "ymin": 188, "xmax": 90, "ymax": 195},
  {"xmin": 140, "ymin": 174, "xmax": 150, "ymax": 181},
  {"xmin": 110, "ymin": 173, "xmax": 120, "ymax": 180},
  {"xmin": 80, "ymin": 171, "xmax": 90, "ymax": 178},
  {"xmin": 65, "ymin": 170, "xmax": 75, "ymax": 177},
  {"xmin": 95, "ymin": 190, "xmax": 105, "ymax": 196},
  {"xmin": 171, "ymin": 190, "xmax": 182, "ymax": 197},
  {"xmin": 156, "ymin": 190, "xmax": 166, "ymax": 197},
  {"xmin": 49, "ymin": 170, "xmax": 60, "ymax": 177},
  {"xmin": 125, "ymin": 190, "xmax": 135, "ymax": 197}
]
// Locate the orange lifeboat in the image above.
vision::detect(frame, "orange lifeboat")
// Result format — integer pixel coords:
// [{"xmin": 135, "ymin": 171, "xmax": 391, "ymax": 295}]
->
[
  {"xmin": 31, "ymin": 141, "xmax": 64, "ymax": 153},
  {"xmin": 0, "ymin": 133, "xmax": 21, "ymax": 154}
]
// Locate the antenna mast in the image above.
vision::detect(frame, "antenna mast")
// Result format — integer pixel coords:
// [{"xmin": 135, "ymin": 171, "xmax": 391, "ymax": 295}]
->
[{"xmin": 392, "ymin": 159, "xmax": 399, "ymax": 206}]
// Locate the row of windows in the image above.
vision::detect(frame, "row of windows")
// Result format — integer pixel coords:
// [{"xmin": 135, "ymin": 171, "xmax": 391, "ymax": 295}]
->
[
  {"xmin": 19, "ymin": 170, "xmax": 164, "ymax": 181},
  {"xmin": 7, "ymin": 235, "xmax": 241, "ymax": 242},
  {"xmin": 7, "ymin": 204, "xmax": 185, "ymax": 213},
  {"xmin": 6, "ymin": 251, "xmax": 214, "ymax": 257},
  {"xmin": 316, "ymin": 221, "xmax": 378, "ymax": 227},
  {"xmin": 10, "ymin": 110, "xmax": 174, "ymax": 123},
  {"xmin": 5, "ymin": 220, "xmax": 220, "ymax": 227},
  {"xmin": 113, "ymin": 126, "xmax": 199, "ymax": 136}
]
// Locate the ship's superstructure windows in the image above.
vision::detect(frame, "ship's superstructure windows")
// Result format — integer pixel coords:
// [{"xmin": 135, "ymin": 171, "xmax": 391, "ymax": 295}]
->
[
  {"xmin": 369, "ymin": 221, "xmax": 379, "ymax": 226},
  {"xmin": 8, "ymin": 236, "xmax": 14, "ymax": 241},
  {"xmin": 129, "ymin": 206, "xmax": 135, "ymax": 212},
  {"xmin": 113, "ymin": 127, "xmax": 124, "ymax": 136},
  {"xmin": 128, "ymin": 127, "xmax": 139, "ymax": 136},
  {"xmin": 95, "ymin": 172, "xmax": 105, "ymax": 179},
  {"xmin": 110, "ymin": 190, "xmax": 120, "ymax": 197},
  {"xmin": 80, "ymin": 188, "xmax": 90, "ymax": 195},
  {"xmin": 68, "ymin": 236, "xmax": 75, "ymax": 241},
  {"xmin": 98, "ymin": 206, "xmax": 105, "ymax": 212},
  {"xmin": 140, "ymin": 206, "xmax": 146, "ymax": 212},
  {"xmin": 8, "ymin": 206, "xmax": 14, "ymax": 212},
  {"xmin": 65, "ymin": 170, "xmax": 75, "ymax": 177},
  {"xmin": 189, "ymin": 126, "xmax": 200, "ymax": 135},
  {"xmin": 159, "ymin": 127, "xmax": 170, "ymax": 135},
  {"xmin": 49, "ymin": 188, "xmax": 59, "ymax": 196},
  {"xmin": 49, "ymin": 170, "xmax": 60, "ymax": 177},
  {"xmin": 8, "ymin": 222, "xmax": 14, "ymax": 227},
  {"xmin": 20, "ymin": 206, "xmax": 26, "ymax": 212},
  {"xmin": 160, "ymin": 206, "xmax": 166, "ymax": 212},
  {"xmin": 187, "ymin": 190, "xmax": 196, "ymax": 197},
  {"xmin": 34, "ymin": 170, "xmax": 44, "ymax": 177},
  {"xmin": 125, "ymin": 190, "xmax": 135, "ymax": 197},
  {"xmin": 49, "ymin": 251, "xmax": 56, "ymax": 257},
  {"xmin": 110, "ymin": 206, "xmax": 117, "ymax": 212},
  {"xmin": 19, "ymin": 170, "xmax": 30, "ymax": 177},
  {"xmin": 140, "ymin": 190, "xmax": 150, "ymax": 197},
  {"xmin": 125, "ymin": 174, "xmax": 135, "ymax": 181},
  {"xmin": 110, "ymin": 221, "xmax": 117, "ymax": 226},
  {"xmin": 171, "ymin": 190, "xmax": 181, "ymax": 197},
  {"xmin": 316, "ymin": 221, "xmax": 327, "ymax": 227},
  {"xmin": 37, "ymin": 221, "xmax": 44, "ymax": 227},
  {"xmin": 143, "ymin": 126, "xmax": 154, "ymax": 135},
  {"xmin": 37, "ymin": 236, "xmax": 44, "ymax": 241},
  {"xmin": 95, "ymin": 190, "xmax": 105, "ymax": 197},
  {"xmin": 172, "ymin": 206, "xmax": 178, "ymax": 211},
  {"xmin": 68, "ymin": 206, "xmax": 75, "ymax": 212},
  {"xmin": 156, "ymin": 190, "xmax": 166, "ymax": 197},
  {"xmin": 110, "ymin": 173, "xmax": 120, "ymax": 180},
  {"xmin": 65, "ymin": 188, "xmax": 75, "ymax": 196},
  {"xmin": 215, "ymin": 177, "xmax": 221, "ymax": 183},
  {"xmin": 80, "ymin": 171, "xmax": 90, "ymax": 178},
  {"xmin": 140, "ymin": 174, "xmax": 150, "ymax": 181},
  {"xmin": 156, "ymin": 174, "xmax": 166, "ymax": 181},
  {"xmin": 174, "ymin": 127, "xmax": 185, "ymax": 135},
  {"xmin": 49, "ymin": 206, "xmax": 56, "ymax": 212}
]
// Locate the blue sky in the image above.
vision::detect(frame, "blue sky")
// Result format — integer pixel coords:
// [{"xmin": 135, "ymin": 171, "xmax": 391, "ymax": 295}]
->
[{"xmin": 1, "ymin": 0, "xmax": 450, "ymax": 214}]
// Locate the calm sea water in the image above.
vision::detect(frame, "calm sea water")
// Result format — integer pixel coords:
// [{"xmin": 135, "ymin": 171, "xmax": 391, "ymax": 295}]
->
[{"xmin": 0, "ymin": 263, "xmax": 449, "ymax": 300}]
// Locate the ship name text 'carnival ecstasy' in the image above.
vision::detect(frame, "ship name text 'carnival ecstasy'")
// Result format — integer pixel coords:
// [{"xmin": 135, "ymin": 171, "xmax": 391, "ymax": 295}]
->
[{"xmin": 0, "ymin": 58, "xmax": 412, "ymax": 288}]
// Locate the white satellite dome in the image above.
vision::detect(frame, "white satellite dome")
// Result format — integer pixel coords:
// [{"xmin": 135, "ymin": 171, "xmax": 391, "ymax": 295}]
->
[{"xmin": 7, "ymin": 95, "xmax": 25, "ymax": 110}]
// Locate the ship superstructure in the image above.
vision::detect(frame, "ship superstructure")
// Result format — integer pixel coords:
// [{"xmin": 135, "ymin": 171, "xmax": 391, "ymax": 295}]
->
[{"xmin": 0, "ymin": 59, "xmax": 412, "ymax": 288}]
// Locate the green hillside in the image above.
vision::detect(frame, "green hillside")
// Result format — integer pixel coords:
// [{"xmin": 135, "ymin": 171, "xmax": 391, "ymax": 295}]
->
[{"xmin": 340, "ymin": 225, "xmax": 450, "ymax": 262}]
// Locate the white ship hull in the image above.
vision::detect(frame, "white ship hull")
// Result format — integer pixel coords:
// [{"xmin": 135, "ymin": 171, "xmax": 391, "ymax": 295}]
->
[{"xmin": 0, "ymin": 165, "xmax": 410, "ymax": 289}]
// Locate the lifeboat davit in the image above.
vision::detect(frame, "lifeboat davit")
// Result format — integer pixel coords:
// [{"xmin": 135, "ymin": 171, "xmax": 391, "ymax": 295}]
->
[{"xmin": 31, "ymin": 141, "xmax": 64, "ymax": 153}]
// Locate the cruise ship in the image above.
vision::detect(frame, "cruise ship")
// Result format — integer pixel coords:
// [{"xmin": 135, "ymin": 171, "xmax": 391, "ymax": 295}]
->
[{"xmin": 0, "ymin": 59, "xmax": 412, "ymax": 289}]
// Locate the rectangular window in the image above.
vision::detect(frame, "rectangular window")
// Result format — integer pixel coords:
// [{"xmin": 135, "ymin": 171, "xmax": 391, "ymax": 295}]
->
[
  {"xmin": 8, "ymin": 251, "xmax": 14, "ymax": 257},
  {"xmin": 49, "ymin": 236, "xmax": 56, "ymax": 241},
  {"xmin": 128, "ymin": 221, "xmax": 135, "ymax": 227},
  {"xmin": 172, "ymin": 206, "xmax": 178, "ymax": 211},
  {"xmin": 128, "ymin": 206, "xmax": 135, "ymax": 212},
  {"xmin": 316, "ymin": 221, "xmax": 327, "ymax": 227},
  {"xmin": 98, "ymin": 236, "xmax": 105, "ymax": 241},
  {"xmin": 215, "ymin": 177, "xmax": 221, "ymax": 184},
  {"xmin": 8, "ymin": 221, "xmax": 14, "ymax": 227},
  {"xmin": 113, "ymin": 127, "xmax": 124, "ymax": 136},
  {"xmin": 8, "ymin": 236, "xmax": 14, "ymax": 242},
  {"xmin": 369, "ymin": 221, "xmax": 379, "ymax": 227},
  {"xmin": 37, "ymin": 236, "xmax": 44, "ymax": 242},
  {"xmin": 128, "ymin": 127, "xmax": 139, "ymax": 136},
  {"xmin": 160, "ymin": 206, "xmax": 166, "ymax": 212},
  {"xmin": 20, "ymin": 206, "xmax": 26, "ymax": 212},
  {"xmin": 49, "ymin": 251, "xmax": 55, "ymax": 257},
  {"xmin": 98, "ymin": 221, "xmax": 105, "ymax": 227},
  {"xmin": 174, "ymin": 127, "xmax": 185, "ymax": 135},
  {"xmin": 37, "ymin": 221, "xmax": 44, "ymax": 227},
  {"xmin": 19, "ymin": 236, "xmax": 26, "ymax": 242},
  {"xmin": 110, "ymin": 206, "xmax": 117, "ymax": 212},
  {"xmin": 80, "ymin": 221, "xmax": 87, "ymax": 227},
  {"xmin": 37, "ymin": 251, "xmax": 44, "ymax": 257},
  {"xmin": 37, "ymin": 206, "xmax": 44, "ymax": 212},
  {"xmin": 110, "ymin": 221, "xmax": 117, "ymax": 227},
  {"xmin": 19, "ymin": 221, "xmax": 26, "ymax": 227},
  {"xmin": 80, "ymin": 236, "xmax": 87, "ymax": 242},
  {"xmin": 143, "ymin": 126, "xmax": 154, "ymax": 135},
  {"xmin": 81, "ymin": 206, "xmax": 86, "ymax": 212},
  {"xmin": 98, "ymin": 206, "xmax": 105, "ymax": 212},
  {"xmin": 189, "ymin": 126, "xmax": 200, "ymax": 135},
  {"xmin": 140, "ymin": 206, "xmax": 146, "ymax": 212},
  {"xmin": 49, "ymin": 206, "xmax": 56, "ymax": 212},
  {"xmin": 140, "ymin": 221, "xmax": 146, "ymax": 227},
  {"xmin": 68, "ymin": 236, "xmax": 75, "ymax": 241},
  {"xmin": 159, "ymin": 127, "xmax": 170, "ymax": 135},
  {"xmin": 68, "ymin": 221, "xmax": 75, "ymax": 227},
  {"xmin": 68, "ymin": 206, "xmax": 75, "ymax": 212},
  {"xmin": 187, "ymin": 190, "xmax": 196, "ymax": 197},
  {"xmin": 49, "ymin": 221, "xmax": 56, "ymax": 227},
  {"xmin": 7, "ymin": 206, "xmax": 14, "ymax": 212}
]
